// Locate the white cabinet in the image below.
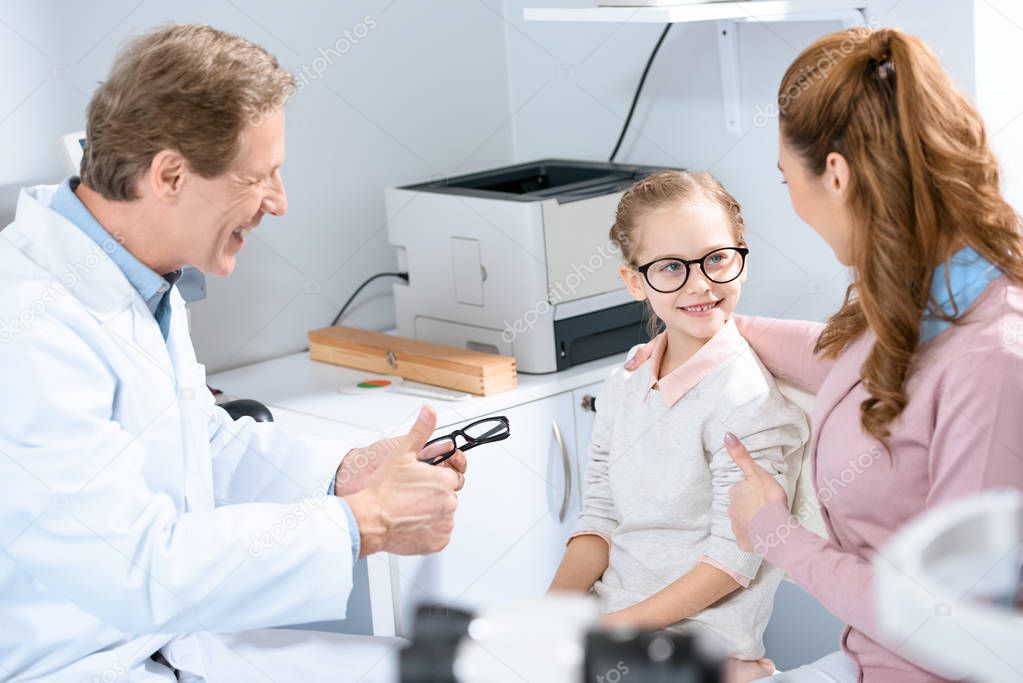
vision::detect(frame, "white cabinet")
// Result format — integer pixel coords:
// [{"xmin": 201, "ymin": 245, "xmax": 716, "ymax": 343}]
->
[{"xmin": 387, "ymin": 392, "xmax": 582, "ymax": 636}]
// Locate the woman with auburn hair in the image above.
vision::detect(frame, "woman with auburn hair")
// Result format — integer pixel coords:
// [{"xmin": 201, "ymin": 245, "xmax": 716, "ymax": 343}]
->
[{"xmin": 627, "ymin": 27, "xmax": 1023, "ymax": 682}]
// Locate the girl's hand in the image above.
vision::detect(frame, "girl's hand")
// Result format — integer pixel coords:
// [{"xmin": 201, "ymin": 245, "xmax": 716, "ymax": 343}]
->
[{"xmin": 723, "ymin": 432, "xmax": 787, "ymax": 552}]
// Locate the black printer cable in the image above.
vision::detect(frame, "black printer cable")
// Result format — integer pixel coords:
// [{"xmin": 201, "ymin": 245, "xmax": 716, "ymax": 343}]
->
[
  {"xmin": 329, "ymin": 271, "xmax": 409, "ymax": 327},
  {"xmin": 609, "ymin": 24, "xmax": 672, "ymax": 163}
]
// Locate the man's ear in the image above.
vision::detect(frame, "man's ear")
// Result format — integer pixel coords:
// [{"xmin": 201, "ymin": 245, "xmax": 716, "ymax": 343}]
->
[
  {"xmin": 147, "ymin": 149, "xmax": 190, "ymax": 201},
  {"xmin": 619, "ymin": 264, "xmax": 647, "ymax": 302}
]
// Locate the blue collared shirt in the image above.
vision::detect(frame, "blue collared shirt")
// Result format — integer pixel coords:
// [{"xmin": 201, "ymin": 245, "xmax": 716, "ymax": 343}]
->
[
  {"xmin": 920, "ymin": 245, "xmax": 1002, "ymax": 344},
  {"xmin": 330, "ymin": 476, "xmax": 360, "ymax": 561},
  {"xmin": 50, "ymin": 178, "xmax": 180, "ymax": 340}
]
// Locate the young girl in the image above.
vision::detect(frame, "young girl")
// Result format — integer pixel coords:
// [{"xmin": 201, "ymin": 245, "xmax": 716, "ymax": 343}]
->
[{"xmin": 549, "ymin": 170, "xmax": 809, "ymax": 680}]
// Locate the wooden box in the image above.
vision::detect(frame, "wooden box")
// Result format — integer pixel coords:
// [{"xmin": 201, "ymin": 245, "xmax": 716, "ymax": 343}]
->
[{"xmin": 307, "ymin": 325, "xmax": 517, "ymax": 396}]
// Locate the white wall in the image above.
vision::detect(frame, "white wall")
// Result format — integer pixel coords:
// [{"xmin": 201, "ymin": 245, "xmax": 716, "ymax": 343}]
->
[
  {"xmin": 0, "ymin": 0, "xmax": 515, "ymax": 371},
  {"xmin": 973, "ymin": 0, "xmax": 1023, "ymax": 213}
]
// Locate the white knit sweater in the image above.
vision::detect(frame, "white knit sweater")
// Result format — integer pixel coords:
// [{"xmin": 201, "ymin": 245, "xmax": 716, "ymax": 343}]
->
[{"xmin": 574, "ymin": 319, "xmax": 810, "ymax": 659}]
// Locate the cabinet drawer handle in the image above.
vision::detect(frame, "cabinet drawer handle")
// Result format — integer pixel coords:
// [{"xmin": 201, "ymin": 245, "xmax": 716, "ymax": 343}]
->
[
  {"xmin": 580, "ymin": 394, "xmax": 596, "ymax": 413},
  {"xmin": 552, "ymin": 420, "xmax": 571, "ymax": 523}
]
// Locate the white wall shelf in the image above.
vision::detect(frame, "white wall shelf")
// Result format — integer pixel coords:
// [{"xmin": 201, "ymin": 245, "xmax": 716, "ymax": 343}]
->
[
  {"xmin": 524, "ymin": 1, "xmax": 868, "ymax": 135},
  {"xmin": 523, "ymin": 1, "xmax": 867, "ymax": 25}
]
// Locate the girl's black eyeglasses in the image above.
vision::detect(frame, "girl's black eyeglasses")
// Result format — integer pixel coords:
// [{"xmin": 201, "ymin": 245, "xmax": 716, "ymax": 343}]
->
[{"xmin": 635, "ymin": 247, "xmax": 749, "ymax": 294}]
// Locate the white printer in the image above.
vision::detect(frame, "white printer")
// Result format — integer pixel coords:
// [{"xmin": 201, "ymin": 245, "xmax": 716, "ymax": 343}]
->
[{"xmin": 386, "ymin": 159, "xmax": 668, "ymax": 374}]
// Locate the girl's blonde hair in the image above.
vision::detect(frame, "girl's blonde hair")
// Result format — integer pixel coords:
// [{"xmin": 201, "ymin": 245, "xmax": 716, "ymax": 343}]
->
[
  {"xmin": 609, "ymin": 170, "xmax": 747, "ymax": 337},
  {"xmin": 779, "ymin": 28, "xmax": 1023, "ymax": 450}
]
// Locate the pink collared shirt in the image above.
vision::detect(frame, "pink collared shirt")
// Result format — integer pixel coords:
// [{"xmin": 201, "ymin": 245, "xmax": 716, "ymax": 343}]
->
[
  {"xmin": 743, "ymin": 276, "xmax": 1023, "ymax": 681},
  {"xmin": 642, "ymin": 317, "xmax": 748, "ymax": 407}
]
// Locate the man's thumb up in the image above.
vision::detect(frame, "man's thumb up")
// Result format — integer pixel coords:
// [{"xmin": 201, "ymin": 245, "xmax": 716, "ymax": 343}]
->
[{"xmin": 399, "ymin": 405, "xmax": 438, "ymax": 456}]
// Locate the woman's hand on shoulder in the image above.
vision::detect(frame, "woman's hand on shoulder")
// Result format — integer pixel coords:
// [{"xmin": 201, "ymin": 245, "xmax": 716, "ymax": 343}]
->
[
  {"xmin": 623, "ymin": 340, "xmax": 655, "ymax": 371},
  {"xmin": 723, "ymin": 432, "xmax": 788, "ymax": 552}
]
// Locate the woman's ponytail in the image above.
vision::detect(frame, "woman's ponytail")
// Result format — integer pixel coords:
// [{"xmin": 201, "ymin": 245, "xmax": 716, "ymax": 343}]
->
[{"xmin": 777, "ymin": 27, "xmax": 1023, "ymax": 450}]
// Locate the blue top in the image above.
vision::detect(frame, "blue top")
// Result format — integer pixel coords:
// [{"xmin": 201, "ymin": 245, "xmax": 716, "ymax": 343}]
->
[
  {"xmin": 51, "ymin": 178, "xmax": 180, "ymax": 340},
  {"xmin": 920, "ymin": 245, "xmax": 1003, "ymax": 344}
]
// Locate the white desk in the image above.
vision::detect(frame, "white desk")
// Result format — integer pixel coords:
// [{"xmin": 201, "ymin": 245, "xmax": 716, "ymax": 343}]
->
[{"xmin": 209, "ymin": 350, "xmax": 625, "ymax": 435}]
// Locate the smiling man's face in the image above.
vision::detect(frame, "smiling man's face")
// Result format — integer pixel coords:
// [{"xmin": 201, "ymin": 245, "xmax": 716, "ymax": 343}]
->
[{"xmin": 174, "ymin": 109, "xmax": 288, "ymax": 275}]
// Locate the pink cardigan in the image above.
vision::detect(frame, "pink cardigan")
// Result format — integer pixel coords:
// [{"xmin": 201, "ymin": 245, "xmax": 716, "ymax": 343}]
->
[{"xmin": 742, "ymin": 276, "xmax": 1023, "ymax": 682}]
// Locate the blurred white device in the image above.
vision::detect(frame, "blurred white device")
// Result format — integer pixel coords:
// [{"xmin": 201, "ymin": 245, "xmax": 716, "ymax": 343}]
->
[{"xmin": 875, "ymin": 488, "xmax": 1022, "ymax": 682}]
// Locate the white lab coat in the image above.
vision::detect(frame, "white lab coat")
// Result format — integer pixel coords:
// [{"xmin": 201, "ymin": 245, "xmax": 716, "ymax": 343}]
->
[{"xmin": 0, "ymin": 185, "xmax": 370, "ymax": 681}]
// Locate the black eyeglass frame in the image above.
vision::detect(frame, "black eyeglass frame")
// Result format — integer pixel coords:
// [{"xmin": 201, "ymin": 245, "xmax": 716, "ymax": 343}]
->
[
  {"xmin": 422, "ymin": 416, "xmax": 511, "ymax": 466},
  {"xmin": 634, "ymin": 247, "xmax": 750, "ymax": 294}
]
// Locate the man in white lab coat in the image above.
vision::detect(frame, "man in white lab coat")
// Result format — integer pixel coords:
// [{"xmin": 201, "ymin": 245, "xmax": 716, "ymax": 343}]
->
[{"xmin": 0, "ymin": 23, "xmax": 464, "ymax": 682}]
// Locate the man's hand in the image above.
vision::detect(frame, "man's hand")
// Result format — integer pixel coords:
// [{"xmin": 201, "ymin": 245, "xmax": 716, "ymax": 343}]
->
[
  {"xmin": 344, "ymin": 406, "xmax": 462, "ymax": 557},
  {"xmin": 334, "ymin": 415, "xmax": 467, "ymax": 497}
]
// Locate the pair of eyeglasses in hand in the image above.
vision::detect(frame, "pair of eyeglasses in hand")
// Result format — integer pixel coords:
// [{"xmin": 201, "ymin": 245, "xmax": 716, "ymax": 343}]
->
[{"xmin": 420, "ymin": 416, "xmax": 511, "ymax": 466}]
